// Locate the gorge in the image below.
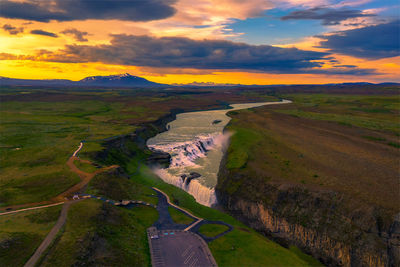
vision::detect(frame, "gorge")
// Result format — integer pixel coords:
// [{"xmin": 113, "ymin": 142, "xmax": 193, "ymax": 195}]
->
[{"xmin": 146, "ymin": 100, "xmax": 291, "ymax": 206}]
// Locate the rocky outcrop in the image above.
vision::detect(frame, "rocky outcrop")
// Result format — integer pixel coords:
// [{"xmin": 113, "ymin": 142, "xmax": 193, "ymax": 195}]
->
[
  {"xmin": 216, "ymin": 158, "xmax": 400, "ymax": 266},
  {"xmin": 181, "ymin": 172, "xmax": 202, "ymax": 185},
  {"xmin": 146, "ymin": 150, "xmax": 171, "ymax": 168}
]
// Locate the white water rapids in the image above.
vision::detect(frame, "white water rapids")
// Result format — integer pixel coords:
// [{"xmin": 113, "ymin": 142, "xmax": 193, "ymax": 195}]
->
[{"xmin": 147, "ymin": 100, "xmax": 291, "ymax": 207}]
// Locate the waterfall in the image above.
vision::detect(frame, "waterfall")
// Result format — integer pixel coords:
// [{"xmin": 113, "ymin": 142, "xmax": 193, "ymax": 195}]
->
[
  {"xmin": 152, "ymin": 168, "xmax": 217, "ymax": 206},
  {"xmin": 149, "ymin": 133, "xmax": 226, "ymax": 207},
  {"xmin": 149, "ymin": 134, "xmax": 220, "ymax": 168}
]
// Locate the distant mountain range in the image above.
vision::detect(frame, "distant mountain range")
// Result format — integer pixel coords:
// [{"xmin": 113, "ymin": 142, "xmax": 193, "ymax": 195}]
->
[
  {"xmin": 0, "ymin": 74, "xmax": 399, "ymax": 88},
  {"xmin": 0, "ymin": 73, "xmax": 166, "ymax": 88}
]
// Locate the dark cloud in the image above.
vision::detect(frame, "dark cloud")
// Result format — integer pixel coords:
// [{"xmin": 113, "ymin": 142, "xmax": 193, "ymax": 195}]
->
[
  {"xmin": 36, "ymin": 34, "xmax": 329, "ymax": 73},
  {"xmin": 0, "ymin": 0, "xmax": 176, "ymax": 22},
  {"xmin": 61, "ymin": 28, "xmax": 89, "ymax": 42},
  {"xmin": 281, "ymin": 7, "xmax": 375, "ymax": 25},
  {"xmin": 332, "ymin": 65, "xmax": 357, "ymax": 68},
  {"xmin": 30, "ymin": 29, "xmax": 58, "ymax": 38},
  {"xmin": 18, "ymin": 34, "xmax": 373, "ymax": 75},
  {"xmin": 318, "ymin": 21, "xmax": 400, "ymax": 59},
  {"xmin": 2, "ymin": 24, "xmax": 24, "ymax": 35}
]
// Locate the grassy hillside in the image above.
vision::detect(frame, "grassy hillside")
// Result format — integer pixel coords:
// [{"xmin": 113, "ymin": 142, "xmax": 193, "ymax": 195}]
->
[
  {"xmin": 123, "ymin": 164, "xmax": 322, "ymax": 267},
  {"xmin": 0, "ymin": 205, "xmax": 62, "ymax": 266},
  {"xmin": 0, "ymin": 100, "xmax": 141, "ymax": 206},
  {"xmin": 39, "ymin": 199, "xmax": 159, "ymax": 266}
]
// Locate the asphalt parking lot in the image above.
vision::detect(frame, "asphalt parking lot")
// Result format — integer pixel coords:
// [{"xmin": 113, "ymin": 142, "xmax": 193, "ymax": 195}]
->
[{"xmin": 149, "ymin": 230, "xmax": 217, "ymax": 267}]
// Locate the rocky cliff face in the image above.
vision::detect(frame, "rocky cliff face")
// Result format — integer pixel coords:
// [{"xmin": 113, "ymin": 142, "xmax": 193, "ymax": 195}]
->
[
  {"xmin": 94, "ymin": 109, "xmax": 181, "ymax": 167},
  {"xmin": 216, "ymin": 159, "xmax": 400, "ymax": 266}
]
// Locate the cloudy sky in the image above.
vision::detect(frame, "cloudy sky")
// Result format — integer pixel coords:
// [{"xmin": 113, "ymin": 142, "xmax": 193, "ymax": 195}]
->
[{"xmin": 0, "ymin": 0, "xmax": 398, "ymax": 84}]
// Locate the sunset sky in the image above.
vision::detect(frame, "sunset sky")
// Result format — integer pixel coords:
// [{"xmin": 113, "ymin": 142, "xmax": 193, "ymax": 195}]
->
[{"xmin": 0, "ymin": 0, "xmax": 399, "ymax": 85}]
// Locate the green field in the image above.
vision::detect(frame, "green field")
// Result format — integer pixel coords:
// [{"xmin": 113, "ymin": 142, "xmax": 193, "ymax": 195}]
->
[
  {"xmin": 0, "ymin": 205, "xmax": 62, "ymax": 266},
  {"xmin": 86, "ymin": 170, "xmax": 159, "ymax": 206},
  {"xmin": 168, "ymin": 206, "xmax": 194, "ymax": 224},
  {"xmin": 73, "ymin": 160, "xmax": 98, "ymax": 173},
  {"xmin": 209, "ymin": 228, "xmax": 321, "ymax": 267},
  {"xmin": 198, "ymin": 223, "xmax": 229, "ymax": 237},
  {"xmin": 280, "ymin": 94, "xmax": 400, "ymax": 135},
  {"xmin": 0, "ymin": 100, "xmax": 147, "ymax": 206}
]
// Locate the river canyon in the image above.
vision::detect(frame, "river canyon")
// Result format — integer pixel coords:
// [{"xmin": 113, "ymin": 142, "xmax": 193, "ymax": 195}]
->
[{"xmin": 147, "ymin": 100, "xmax": 291, "ymax": 206}]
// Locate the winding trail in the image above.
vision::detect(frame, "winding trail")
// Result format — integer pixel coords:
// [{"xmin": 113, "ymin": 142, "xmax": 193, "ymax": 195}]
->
[
  {"xmin": 58, "ymin": 156, "xmax": 118, "ymax": 201},
  {"xmin": 0, "ymin": 142, "xmax": 118, "ymax": 213},
  {"xmin": 23, "ymin": 200, "xmax": 80, "ymax": 267},
  {"xmin": 72, "ymin": 142, "xmax": 83, "ymax": 157}
]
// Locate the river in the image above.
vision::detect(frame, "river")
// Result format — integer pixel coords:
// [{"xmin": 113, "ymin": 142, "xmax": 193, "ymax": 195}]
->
[{"xmin": 147, "ymin": 100, "xmax": 291, "ymax": 207}]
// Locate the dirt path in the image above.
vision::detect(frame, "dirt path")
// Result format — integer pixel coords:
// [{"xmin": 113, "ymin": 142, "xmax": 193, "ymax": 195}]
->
[
  {"xmin": 54, "ymin": 156, "xmax": 118, "ymax": 201},
  {"xmin": 24, "ymin": 200, "xmax": 79, "ymax": 267},
  {"xmin": 72, "ymin": 142, "xmax": 83, "ymax": 157},
  {"xmin": 0, "ymin": 202, "xmax": 64, "ymax": 216},
  {"xmin": 1, "ymin": 143, "xmax": 118, "ymax": 212}
]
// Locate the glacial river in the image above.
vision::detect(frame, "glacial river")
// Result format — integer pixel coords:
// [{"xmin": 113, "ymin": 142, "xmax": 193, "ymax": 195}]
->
[{"xmin": 147, "ymin": 100, "xmax": 291, "ymax": 207}]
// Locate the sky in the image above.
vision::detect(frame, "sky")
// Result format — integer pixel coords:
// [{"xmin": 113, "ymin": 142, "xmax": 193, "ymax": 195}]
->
[{"xmin": 0, "ymin": 0, "xmax": 399, "ymax": 85}]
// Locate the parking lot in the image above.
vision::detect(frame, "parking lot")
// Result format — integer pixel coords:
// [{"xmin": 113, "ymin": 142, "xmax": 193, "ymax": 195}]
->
[{"xmin": 148, "ymin": 229, "xmax": 217, "ymax": 267}]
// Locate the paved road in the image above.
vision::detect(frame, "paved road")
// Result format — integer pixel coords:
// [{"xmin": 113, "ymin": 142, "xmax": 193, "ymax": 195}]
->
[
  {"xmin": 24, "ymin": 200, "xmax": 79, "ymax": 267},
  {"xmin": 149, "ymin": 230, "xmax": 217, "ymax": 267},
  {"xmin": 189, "ymin": 220, "xmax": 234, "ymax": 243},
  {"xmin": 152, "ymin": 187, "xmax": 201, "ymax": 220},
  {"xmin": 152, "ymin": 187, "xmax": 204, "ymax": 232}
]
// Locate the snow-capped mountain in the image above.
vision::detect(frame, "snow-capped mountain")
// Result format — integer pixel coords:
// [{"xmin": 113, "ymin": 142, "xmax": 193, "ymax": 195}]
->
[{"xmin": 79, "ymin": 73, "xmax": 165, "ymax": 87}]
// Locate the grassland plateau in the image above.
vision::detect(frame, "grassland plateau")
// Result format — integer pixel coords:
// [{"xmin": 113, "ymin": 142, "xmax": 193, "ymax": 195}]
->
[
  {"xmin": 217, "ymin": 92, "xmax": 400, "ymax": 266},
  {"xmin": 1, "ymin": 85, "xmax": 324, "ymax": 266}
]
